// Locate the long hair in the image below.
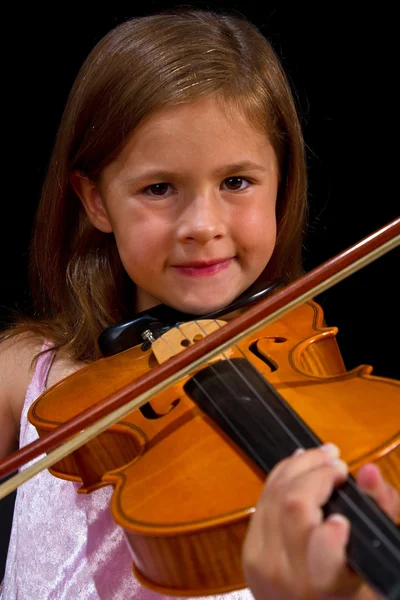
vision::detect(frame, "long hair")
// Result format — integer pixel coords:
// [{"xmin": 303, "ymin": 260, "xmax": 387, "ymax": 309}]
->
[{"xmin": 5, "ymin": 8, "xmax": 307, "ymax": 361}]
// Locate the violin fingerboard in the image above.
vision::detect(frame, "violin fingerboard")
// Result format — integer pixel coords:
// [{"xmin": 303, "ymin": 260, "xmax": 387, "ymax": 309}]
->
[{"xmin": 184, "ymin": 358, "xmax": 400, "ymax": 600}]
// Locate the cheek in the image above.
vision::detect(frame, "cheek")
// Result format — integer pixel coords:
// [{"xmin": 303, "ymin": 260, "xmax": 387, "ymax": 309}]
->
[
  {"xmin": 238, "ymin": 205, "xmax": 277, "ymax": 258},
  {"xmin": 111, "ymin": 216, "xmax": 171, "ymax": 275},
  {"xmin": 236, "ymin": 179, "xmax": 278, "ymax": 250}
]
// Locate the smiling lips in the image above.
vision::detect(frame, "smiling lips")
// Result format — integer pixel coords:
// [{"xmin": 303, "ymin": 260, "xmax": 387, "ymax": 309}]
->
[{"xmin": 172, "ymin": 258, "xmax": 234, "ymax": 277}]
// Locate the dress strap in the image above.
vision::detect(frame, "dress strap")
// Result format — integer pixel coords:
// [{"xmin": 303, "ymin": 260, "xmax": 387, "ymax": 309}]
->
[{"xmin": 20, "ymin": 342, "xmax": 56, "ymax": 453}]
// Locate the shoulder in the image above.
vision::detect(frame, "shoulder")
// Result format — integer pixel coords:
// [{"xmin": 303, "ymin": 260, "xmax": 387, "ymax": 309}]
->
[
  {"xmin": 0, "ymin": 333, "xmax": 46, "ymax": 410},
  {"xmin": 0, "ymin": 333, "xmax": 83, "ymax": 458},
  {"xmin": 0, "ymin": 333, "xmax": 45, "ymax": 457}
]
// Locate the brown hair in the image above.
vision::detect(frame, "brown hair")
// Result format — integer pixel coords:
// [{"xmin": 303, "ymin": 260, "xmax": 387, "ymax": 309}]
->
[{"xmin": 3, "ymin": 8, "xmax": 307, "ymax": 361}]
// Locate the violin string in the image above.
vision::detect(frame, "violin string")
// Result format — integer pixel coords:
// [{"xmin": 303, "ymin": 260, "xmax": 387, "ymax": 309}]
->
[
  {"xmin": 188, "ymin": 319, "xmax": 305, "ymax": 440},
  {"xmin": 161, "ymin": 319, "xmax": 268, "ymax": 454},
  {"xmin": 157, "ymin": 319, "xmax": 225, "ymax": 358},
  {"xmin": 177, "ymin": 320, "xmax": 399, "ymax": 548},
  {"xmin": 190, "ymin": 346, "xmax": 307, "ymax": 452},
  {"xmin": 170, "ymin": 318, "xmax": 306, "ymax": 456},
  {"xmin": 188, "ymin": 373, "xmax": 271, "ymax": 472},
  {"xmin": 154, "ymin": 318, "xmax": 400, "ymax": 546},
  {"xmin": 173, "ymin": 320, "xmax": 295, "ymax": 469},
  {"xmin": 151, "ymin": 323, "xmax": 399, "ymax": 576},
  {"xmin": 189, "ymin": 353, "xmax": 399, "ymax": 558}
]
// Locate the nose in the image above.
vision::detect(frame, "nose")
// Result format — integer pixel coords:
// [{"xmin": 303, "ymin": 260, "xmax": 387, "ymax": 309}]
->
[{"xmin": 177, "ymin": 191, "xmax": 227, "ymax": 245}]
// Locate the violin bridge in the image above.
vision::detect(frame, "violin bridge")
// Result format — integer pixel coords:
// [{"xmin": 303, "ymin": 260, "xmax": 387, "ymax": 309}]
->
[{"xmin": 151, "ymin": 319, "xmax": 230, "ymax": 364}]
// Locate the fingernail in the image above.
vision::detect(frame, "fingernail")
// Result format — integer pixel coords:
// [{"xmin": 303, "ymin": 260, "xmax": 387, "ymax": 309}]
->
[
  {"xmin": 329, "ymin": 458, "xmax": 348, "ymax": 474},
  {"xmin": 320, "ymin": 443, "xmax": 340, "ymax": 458},
  {"xmin": 327, "ymin": 513, "xmax": 348, "ymax": 525},
  {"xmin": 293, "ymin": 447, "xmax": 305, "ymax": 456}
]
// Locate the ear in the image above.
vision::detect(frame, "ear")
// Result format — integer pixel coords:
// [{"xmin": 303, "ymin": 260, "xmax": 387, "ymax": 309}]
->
[{"xmin": 70, "ymin": 171, "xmax": 113, "ymax": 233}]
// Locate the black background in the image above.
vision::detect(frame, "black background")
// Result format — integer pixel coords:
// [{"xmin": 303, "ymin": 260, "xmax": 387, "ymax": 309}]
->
[{"xmin": 1, "ymin": 1, "xmax": 398, "ymax": 580}]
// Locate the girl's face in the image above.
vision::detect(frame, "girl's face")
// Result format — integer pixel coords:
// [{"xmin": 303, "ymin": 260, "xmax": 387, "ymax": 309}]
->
[{"xmin": 78, "ymin": 98, "xmax": 278, "ymax": 314}]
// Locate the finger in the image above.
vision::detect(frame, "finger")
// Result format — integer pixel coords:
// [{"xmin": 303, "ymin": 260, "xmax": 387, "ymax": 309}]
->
[
  {"xmin": 280, "ymin": 459, "xmax": 348, "ymax": 576},
  {"xmin": 245, "ymin": 468, "xmax": 287, "ymax": 557},
  {"xmin": 252, "ymin": 445, "xmax": 344, "ymax": 558},
  {"xmin": 307, "ymin": 513, "xmax": 362, "ymax": 596},
  {"xmin": 243, "ymin": 503, "xmax": 267, "ymax": 560},
  {"xmin": 356, "ymin": 463, "xmax": 400, "ymax": 521},
  {"xmin": 243, "ymin": 492, "xmax": 288, "ymax": 591},
  {"xmin": 265, "ymin": 443, "xmax": 341, "ymax": 495}
]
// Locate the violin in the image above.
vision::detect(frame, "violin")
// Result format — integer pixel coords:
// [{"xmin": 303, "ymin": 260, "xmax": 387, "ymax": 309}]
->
[{"xmin": 0, "ymin": 218, "xmax": 399, "ymax": 598}]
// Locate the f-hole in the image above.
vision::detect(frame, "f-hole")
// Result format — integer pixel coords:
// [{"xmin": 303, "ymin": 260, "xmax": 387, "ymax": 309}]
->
[
  {"xmin": 249, "ymin": 339, "xmax": 286, "ymax": 372},
  {"xmin": 139, "ymin": 399, "xmax": 180, "ymax": 420}
]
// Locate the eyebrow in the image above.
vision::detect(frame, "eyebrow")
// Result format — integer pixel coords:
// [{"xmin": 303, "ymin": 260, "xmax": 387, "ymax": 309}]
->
[
  {"xmin": 213, "ymin": 161, "xmax": 268, "ymax": 177},
  {"xmin": 122, "ymin": 161, "xmax": 268, "ymax": 186}
]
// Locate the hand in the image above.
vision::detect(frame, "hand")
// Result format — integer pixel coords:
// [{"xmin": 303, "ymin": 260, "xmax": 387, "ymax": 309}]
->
[{"xmin": 242, "ymin": 445, "xmax": 400, "ymax": 600}]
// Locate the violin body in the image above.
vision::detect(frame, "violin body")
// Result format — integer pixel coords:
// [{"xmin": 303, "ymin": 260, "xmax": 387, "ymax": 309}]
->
[{"xmin": 28, "ymin": 301, "xmax": 400, "ymax": 596}]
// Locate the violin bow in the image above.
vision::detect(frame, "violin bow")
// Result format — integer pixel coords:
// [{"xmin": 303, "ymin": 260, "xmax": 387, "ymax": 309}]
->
[{"xmin": 0, "ymin": 217, "xmax": 398, "ymax": 498}]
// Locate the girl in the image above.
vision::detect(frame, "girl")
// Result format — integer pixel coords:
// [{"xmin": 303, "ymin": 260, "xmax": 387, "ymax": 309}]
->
[{"xmin": 0, "ymin": 8, "xmax": 398, "ymax": 600}]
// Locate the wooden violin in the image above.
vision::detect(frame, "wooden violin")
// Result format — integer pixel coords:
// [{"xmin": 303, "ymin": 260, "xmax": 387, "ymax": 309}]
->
[{"xmin": 0, "ymin": 218, "xmax": 399, "ymax": 598}]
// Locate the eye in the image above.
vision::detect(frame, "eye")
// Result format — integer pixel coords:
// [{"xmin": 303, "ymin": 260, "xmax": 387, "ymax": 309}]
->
[
  {"xmin": 143, "ymin": 183, "xmax": 174, "ymax": 198},
  {"xmin": 221, "ymin": 177, "xmax": 251, "ymax": 191}
]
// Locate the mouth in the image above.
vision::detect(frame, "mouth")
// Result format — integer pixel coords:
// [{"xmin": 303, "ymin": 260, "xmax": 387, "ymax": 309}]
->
[{"xmin": 172, "ymin": 258, "xmax": 234, "ymax": 277}]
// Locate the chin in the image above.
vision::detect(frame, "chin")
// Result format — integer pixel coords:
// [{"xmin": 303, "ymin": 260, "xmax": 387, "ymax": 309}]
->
[{"xmin": 167, "ymin": 292, "xmax": 239, "ymax": 316}]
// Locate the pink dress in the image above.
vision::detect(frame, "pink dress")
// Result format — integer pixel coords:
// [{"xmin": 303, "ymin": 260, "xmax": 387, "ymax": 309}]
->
[{"xmin": 1, "ymin": 347, "xmax": 254, "ymax": 599}]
